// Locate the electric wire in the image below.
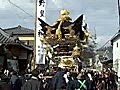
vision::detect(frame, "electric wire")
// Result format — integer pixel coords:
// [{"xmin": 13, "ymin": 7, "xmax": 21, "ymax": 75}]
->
[
  {"xmin": 98, "ymin": 31, "xmax": 119, "ymax": 49},
  {"xmin": 8, "ymin": 0, "xmax": 34, "ymax": 18},
  {"xmin": 7, "ymin": 0, "xmax": 119, "ymax": 50}
]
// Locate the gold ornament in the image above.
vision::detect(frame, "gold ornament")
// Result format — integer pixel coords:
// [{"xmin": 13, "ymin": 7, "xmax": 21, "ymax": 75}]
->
[
  {"xmin": 60, "ymin": 9, "xmax": 69, "ymax": 15},
  {"xmin": 72, "ymin": 44, "xmax": 81, "ymax": 57}
]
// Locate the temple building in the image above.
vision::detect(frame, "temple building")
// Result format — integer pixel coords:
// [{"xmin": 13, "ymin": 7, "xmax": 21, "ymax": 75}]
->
[
  {"xmin": 3, "ymin": 25, "xmax": 34, "ymax": 47},
  {"xmin": 0, "ymin": 26, "xmax": 33, "ymax": 72}
]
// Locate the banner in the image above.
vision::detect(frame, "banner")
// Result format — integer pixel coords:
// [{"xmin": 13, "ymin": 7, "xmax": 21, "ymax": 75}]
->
[{"xmin": 36, "ymin": 0, "xmax": 46, "ymax": 64}]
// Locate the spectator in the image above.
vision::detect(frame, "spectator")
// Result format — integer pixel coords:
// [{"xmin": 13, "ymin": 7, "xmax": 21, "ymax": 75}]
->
[
  {"xmin": 10, "ymin": 70, "xmax": 22, "ymax": 90},
  {"xmin": 67, "ymin": 73, "xmax": 89, "ymax": 90},
  {"xmin": 50, "ymin": 67, "xmax": 67, "ymax": 90},
  {"xmin": 21, "ymin": 69, "xmax": 43, "ymax": 90}
]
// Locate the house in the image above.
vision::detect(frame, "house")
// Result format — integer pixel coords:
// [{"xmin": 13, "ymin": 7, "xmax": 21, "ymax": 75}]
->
[
  {"xmin": 3, "ymin": 25, "xmax": 34, "ymax": 47},
  {"xmin": 111, "ymin": 31, "xmax": 120, "ymax": 82},
  {"xmin": 0, "ymin": 28, "xmax": 33, "ymax": 72}
]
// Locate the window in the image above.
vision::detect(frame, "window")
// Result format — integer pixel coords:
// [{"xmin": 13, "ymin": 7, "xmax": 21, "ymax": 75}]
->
[{"xmin": 117, "ymin": 42, "xmax": 118, "ymax": 47}]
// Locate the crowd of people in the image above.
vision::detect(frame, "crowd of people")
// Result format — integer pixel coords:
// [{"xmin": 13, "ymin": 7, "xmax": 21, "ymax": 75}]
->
[{"xmin": 0, "ymin": 67, "xmax": 119, "ymax": 90}]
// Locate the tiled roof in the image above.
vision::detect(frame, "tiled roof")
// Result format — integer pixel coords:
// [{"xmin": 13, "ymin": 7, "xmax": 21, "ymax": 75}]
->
[
  {"xmin": 0, "ymin": 28, "xmax": 33, "ymax": 50},
  {"xmin": 0, "ymin": 28, "xmax": 16, "ymax": 43},
  {"xmin": 111, "ymin": 31, "xmax": 120, "ymax": 44},
  {"xmin": 3, "ymin": 25, "xmax": 34, "ymax": 35},
  {"xmin": 16, "ymin": 40, "xmax": 33, "ymax": 51}
]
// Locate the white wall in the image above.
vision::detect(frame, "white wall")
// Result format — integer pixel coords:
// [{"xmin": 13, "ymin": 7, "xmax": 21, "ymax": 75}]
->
[{"xmin": 113, "ymin": 37, "xmax": 120, "ymax": 80}]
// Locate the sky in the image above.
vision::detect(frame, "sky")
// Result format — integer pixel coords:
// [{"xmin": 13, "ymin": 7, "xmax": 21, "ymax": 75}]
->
[{"xmin": 0, "ymin": 0, "xmax": 119, "ymax": 48}]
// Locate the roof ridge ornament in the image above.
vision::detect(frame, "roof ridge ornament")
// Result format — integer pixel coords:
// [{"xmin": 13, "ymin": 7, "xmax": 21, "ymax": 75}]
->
[{"xmin": 18, "ymin": 25, "xmax": 21, "ymax": 30}]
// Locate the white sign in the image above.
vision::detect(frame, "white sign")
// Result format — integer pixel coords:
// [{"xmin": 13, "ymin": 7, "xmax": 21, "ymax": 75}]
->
[{"xmin": 36, "ymin": 0, "xmax": 46, "ymax": 64}]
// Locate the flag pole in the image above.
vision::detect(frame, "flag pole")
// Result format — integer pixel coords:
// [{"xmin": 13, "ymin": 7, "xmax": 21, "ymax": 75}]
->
[{"xmin": 32, "ymin": 0, "xmax": 37, "ymax": 70}]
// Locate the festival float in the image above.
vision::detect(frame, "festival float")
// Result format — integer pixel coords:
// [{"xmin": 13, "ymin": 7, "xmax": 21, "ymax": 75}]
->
[{"xmin": 38, "ymin": 9, "xmax": 90, "ymax": 72}]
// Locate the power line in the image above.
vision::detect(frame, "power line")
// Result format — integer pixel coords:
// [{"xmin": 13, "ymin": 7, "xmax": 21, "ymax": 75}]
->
[
  {"xmin": 8, "ymin": 0, "xmax": 34, "ymax": 18},
  {"xmin": 98, "ymin": 0, "xmax": 120, "ymax": 49},
  {"xmin": 99, "ymin": 31, "xmax": 119, "ymax": 49}
]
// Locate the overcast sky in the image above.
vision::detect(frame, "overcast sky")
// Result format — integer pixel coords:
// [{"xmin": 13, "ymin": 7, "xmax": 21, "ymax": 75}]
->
[{"xmin": 0, "ymin": 0, "xmax": 119, "ymax": 48}]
